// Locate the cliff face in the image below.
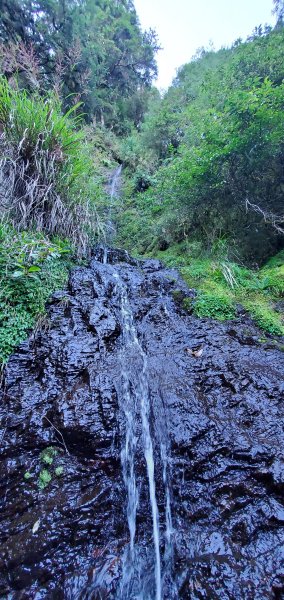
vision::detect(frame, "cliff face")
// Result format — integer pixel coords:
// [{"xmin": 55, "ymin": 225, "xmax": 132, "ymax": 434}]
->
[{"xmin": 1, "ymin": 249, "xmax": 284, "ymax": 599}]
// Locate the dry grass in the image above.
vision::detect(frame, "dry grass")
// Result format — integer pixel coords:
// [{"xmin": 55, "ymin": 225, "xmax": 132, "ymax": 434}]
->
[{"xmin": 0, "ymin": 77, "xmax": 101, "ymax": 254}]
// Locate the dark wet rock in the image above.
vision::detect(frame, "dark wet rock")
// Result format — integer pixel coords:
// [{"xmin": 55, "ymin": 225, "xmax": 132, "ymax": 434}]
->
[
  {"xmin": 1, "ymin": 247, "xmax": 284, "ymax": 599},
  {"xmin": 141, "ymin": 258, "xmax": 164, "ymax": 272}
]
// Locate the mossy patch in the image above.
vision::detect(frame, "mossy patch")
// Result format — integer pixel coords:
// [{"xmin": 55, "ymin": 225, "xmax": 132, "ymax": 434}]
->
[
  {"xmin": 193, "ymin": 289, "xmax": 236, "ymax": 320},
  {"xmin": 161, "ymin": 243, "xmax": 284, "ymax": 334},
  {"xmin": 243, "ymin": 297, "xmax": 283, "ymax": 336}
]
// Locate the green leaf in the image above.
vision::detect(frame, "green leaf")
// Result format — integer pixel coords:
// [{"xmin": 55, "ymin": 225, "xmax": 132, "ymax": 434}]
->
[
  {"xmin": 28, "ymin": 266, "xmax": 41, "ymax": 273},
  {"xmin": 55, "ymin": 466, "xmax": 64, "ymax": 477}
]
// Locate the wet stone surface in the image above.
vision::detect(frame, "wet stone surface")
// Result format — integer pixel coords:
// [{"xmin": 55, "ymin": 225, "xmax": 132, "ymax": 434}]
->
[{"xmin": 0, "ymin": 248, "xmax": 284, "ymax": 599}]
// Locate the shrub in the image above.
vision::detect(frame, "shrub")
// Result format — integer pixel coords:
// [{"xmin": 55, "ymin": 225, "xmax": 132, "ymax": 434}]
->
[
  {"xmin": 259, "ymin": 265, "xmax": 284, "ymax": 296},
  {"xmin": 193, "ymin": 289, "xmax": 236, "ymax": 320},
  {"xmin": 0, "ymin": 224, "xmax": 73, "ymax": 365},
  {"xmin": 0, "ymin": 77, "xmax": 101, "ymax": 253}
]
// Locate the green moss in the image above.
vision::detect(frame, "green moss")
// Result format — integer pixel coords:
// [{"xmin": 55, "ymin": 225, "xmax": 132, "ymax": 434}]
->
[
  {"xmin": 243, "ymin": 298, "xmax": 284, "ymax": 336},
  {"xmin": 145, "ymin": 241, "xmax": 284, "ymax": 334},
  {"xmin": 172, "ymin": 289, "xmax": 184, "ymax": 302},
  {"xmin": 182, "ymin": 297, "xmax": 194, "ymax": 312}
]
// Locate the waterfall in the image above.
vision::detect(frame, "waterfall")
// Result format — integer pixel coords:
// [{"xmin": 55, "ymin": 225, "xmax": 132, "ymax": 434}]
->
[
  {"xmin": 100, "ymin": 166, "xmax": 173, "ymax": 599},
  {"xmin": 103, "ymin": 165, "xmax": 122, "ymax": 264},
  {"xmin": 113, "ymin": 272, "xmax": 162, "ymax": 600}
]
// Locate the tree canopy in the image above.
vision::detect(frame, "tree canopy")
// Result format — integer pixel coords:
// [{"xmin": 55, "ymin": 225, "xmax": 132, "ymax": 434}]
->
[
  {"xmin": 0, "ymin": 0, "xmax": 159, "ymax": 131},
  {"xmin": 117, "ymin": 24, "xmax": 284, "ymax": 263}
]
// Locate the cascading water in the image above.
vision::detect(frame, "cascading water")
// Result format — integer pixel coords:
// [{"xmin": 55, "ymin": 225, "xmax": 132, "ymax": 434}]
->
[
  {"xmin": 99, "ymin": 167, "xmax": 174, "ymax": 599},
  {"xmin": 113, "ymin": 272, "xmax": 162, "ymax": 600},
  {"xmin": 2, "ymin": 165, "xmax": 284, "ymax": 599},
  {"xmin": 103, "ymin": 164, "xmax": 122, "ymax": 265}
]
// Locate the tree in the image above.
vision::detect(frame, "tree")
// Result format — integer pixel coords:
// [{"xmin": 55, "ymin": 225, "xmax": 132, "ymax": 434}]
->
[
  {"xmin": 273, "ymin": 0, "xmax": 284, "ymax": 24},
  {"xmin": 0, "ymin": 0, "xmax": 159, "ymax": 130}
]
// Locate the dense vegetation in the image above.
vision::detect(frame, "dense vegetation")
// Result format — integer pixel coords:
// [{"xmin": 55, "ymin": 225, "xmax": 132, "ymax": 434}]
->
[
  {"xmin": 0, "ymin": 0, "xmax": 159, "ymax": 132},
  {"xmin": 117, "ymin": 26, "xmax": 284, "ymax": 263},
  {"xmin": 115, "ymin": 21, "xmax": 284, "ymax": 335},
  {"xmin": 0, "ymin": 0, "xmax": 283, "ymax": 365},
  {"xmin": 0, "ymin": 0, "xmax": 157, "ymax": 363},
  {"xmin": 0, "ymin": 225, "xmax": 75, "ymax": 364}
]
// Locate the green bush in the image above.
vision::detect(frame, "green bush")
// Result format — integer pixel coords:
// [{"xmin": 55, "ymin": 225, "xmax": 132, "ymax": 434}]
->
[
  {"xmin": 259, "ymin": 265, "xmax": 284, "ymax": 295},
  {"xmin": 0, "ymin": 77, "xmax": 101, "ymax": 252},
  {"xmin": 161, "ymin": 243, "xmax": 284, "ymax": 334},
  {"xmin": 0, "ymin": 224, "xmax": 73, "ymax": 365},
  {"xmin": 193, "ymin": 290, "xmax": 236, "ymax": 320}
]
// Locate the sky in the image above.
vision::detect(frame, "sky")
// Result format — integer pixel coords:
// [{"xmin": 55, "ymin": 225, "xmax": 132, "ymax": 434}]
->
[{"xmin": 134, "ymin": 0, "xmax": 276, "ymax": 90}]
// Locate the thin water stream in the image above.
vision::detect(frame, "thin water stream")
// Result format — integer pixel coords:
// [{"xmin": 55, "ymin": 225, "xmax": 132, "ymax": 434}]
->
[
  {"xmin": 114, "ymin": 272, "xmax": 162, "ymax": 600},
  {"xmin": 103, "ymin": 165, "xmax": 122, "ymax": 265},
  {"xmin": 102, "ymin": 167, "xmax": 172, "ymax": 599}
]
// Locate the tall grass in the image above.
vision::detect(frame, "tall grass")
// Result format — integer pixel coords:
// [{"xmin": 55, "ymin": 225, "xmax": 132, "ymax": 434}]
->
[{"xmin": 0, "ymin": 77, "xmax": 100, "ymax": 253}]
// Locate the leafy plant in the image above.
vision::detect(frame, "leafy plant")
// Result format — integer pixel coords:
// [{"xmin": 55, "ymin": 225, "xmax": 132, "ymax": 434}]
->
[
  {"xmin": 0, "ymin": 77, "xmax": 102, "ymax": 252},
  {"xmin": 40, "ymin": 446, "xmax": 58, "ymax": 466},
  {"xmin": 23, "ymin": 446, "xmax": 65, "ymax": 490},
  {"xmin": 38, "ymin": 469, "xmax": 52, "ymax": 490},
  {"xmin": 164, "ymin": 245, "xmax": 284, "ymax": 334},
  {"xmin": 193, "ymin": 289, "xmax": 236, "ymax": 320},
  {"xmin": 0, "ymin": 224, "xmax": 73, "ymax": 365}
]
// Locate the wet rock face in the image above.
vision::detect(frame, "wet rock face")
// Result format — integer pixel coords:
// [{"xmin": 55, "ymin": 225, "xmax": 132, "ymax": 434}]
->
[{"xmin": 1, "ymin": 249, "xmax": 284, "ymax": 599}]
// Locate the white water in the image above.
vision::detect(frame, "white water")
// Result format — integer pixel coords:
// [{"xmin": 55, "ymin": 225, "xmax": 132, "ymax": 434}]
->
[
  {"xmin": 103, "ymin": 167, "xmax": 175, "ymax": 599},
  {"xmin": 103, "ymin": 165, "xmax": 122, "ymax": 265},
  {"xmin": 114, "ymin": 272, "xmax": 162, "ymax": 600}
]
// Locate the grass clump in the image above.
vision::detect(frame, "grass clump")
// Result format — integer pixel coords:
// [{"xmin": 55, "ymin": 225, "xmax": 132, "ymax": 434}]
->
[
  {"xmin": 0, "ymin": 224, "xmax": 73, "ymax": 365},
  {"xmin": 0, "ymin": 77, "xmax": 103, "ymax": 253}
]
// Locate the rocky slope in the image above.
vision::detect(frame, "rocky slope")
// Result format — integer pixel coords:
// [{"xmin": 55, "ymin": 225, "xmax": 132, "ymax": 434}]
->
[{"xmin": 1, "ymin": 249, "xmax": 284, "ymax": 599}]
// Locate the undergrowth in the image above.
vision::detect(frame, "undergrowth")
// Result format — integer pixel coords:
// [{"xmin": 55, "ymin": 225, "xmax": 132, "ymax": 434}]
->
[
  {"xmin": 0, "ymin": 77, "xmax": 104, "ymax": 253},
  {"xmin": 145, "ymin": 243, "xmax": 284, "ymax": 335},
  {"xmin": 0, "ymin": 224, "xmax": 74, "ymax": 365}
]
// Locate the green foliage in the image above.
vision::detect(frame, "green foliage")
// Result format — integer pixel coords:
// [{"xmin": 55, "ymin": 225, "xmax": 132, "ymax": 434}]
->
[
  {"xmin": 118, "ymin": 28, "xmax": 284, "ymax": 263},
  {"xmin": 38, "ymin": 469, "xmax": 52, "ymax": 490},
  {"xmin": 243, "ymin": 294, "xmax": 284, "ymax": 335},
  {"xmin": 0, "ymin": 78, "xmax": 103, "ymax": 251},
  {"xmin": 40, "ymin": 447, "xmax": 58, "ymax": 466},
  {"xmin": 23, "ymin": 446, "xmax": 65, "ymax": 490},
  {"xmin": 0, "ymin": 0, "xmax": 159, "ymax": 131},
  {"xmin": 160, "ymin": 243, "xmax": 284, "ymax": 334},
  {"xmin": 193, "ymin": 289, "xmax": 236, "ymax": 320},
  {"xmin": 243, "ymin": 298, "xmax": 283, "ymax": 335},
  {"xmin": 0, "ymin": 224, "xmax": 73, "ymax": 365},
  {"xmin": 55, "ymin": 466, "xmax": 64, "ymax": 477},
  {"xmin": 261, "ymin": 268, "xmax": 284, "ymax": 295}
]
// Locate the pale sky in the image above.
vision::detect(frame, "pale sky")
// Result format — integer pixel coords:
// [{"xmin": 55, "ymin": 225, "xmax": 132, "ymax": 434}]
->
[{"xmin": 134, "ymin": 0, "xmax": 276, "ymax": 89}]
